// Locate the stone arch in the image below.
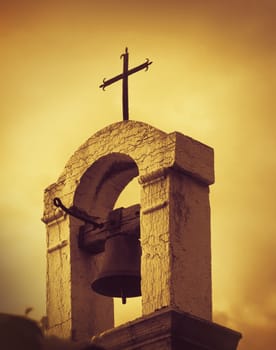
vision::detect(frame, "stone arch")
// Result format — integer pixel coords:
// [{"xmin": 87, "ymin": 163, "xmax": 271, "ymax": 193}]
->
[
  {"xmin": 43, "ymin": 121, "xmax": 174, "ymax": 341},
  {"xmin": 44, "ymin": 120, "xmax": 174, "ymax": 218},
  {"xmin": 43, "ymin": 120, "xmax": 214, "ymax": 342},
  {"xmin": 73, "ymin": 152, "xmax": 138, "ymax": 218}
]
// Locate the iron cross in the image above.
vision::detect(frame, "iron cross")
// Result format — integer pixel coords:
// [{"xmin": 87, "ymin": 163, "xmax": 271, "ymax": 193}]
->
[{"xmin": 100, "ymin": 48, "xmax": 152, "ymax": 121}]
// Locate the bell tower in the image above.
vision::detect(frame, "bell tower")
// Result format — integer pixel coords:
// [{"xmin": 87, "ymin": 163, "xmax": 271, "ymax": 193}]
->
[{"xmin": 43, "ymin": 120, "xmax": 241, "ymax": 349}]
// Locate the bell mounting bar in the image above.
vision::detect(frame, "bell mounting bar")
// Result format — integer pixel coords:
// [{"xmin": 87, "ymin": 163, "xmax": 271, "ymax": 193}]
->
[
  {"xmin": 78, "ymin": 204, "xmax": 140, "ymax": 255},
  {"xmin": 53, "ymin": 197, "xmax": 104, "ymax": 230},
  {"xmin": 53, "ymin": 198, "xmax": 140, "ymax": 254}
]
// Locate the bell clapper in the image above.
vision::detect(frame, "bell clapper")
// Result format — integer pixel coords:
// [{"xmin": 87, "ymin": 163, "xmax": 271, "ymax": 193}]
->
[{"xmin": 121, "ymin": 289, "xmax": 127, "ymax": 304}]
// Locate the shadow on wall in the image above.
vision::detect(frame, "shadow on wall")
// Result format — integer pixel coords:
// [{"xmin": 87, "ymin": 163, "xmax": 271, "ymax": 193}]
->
[{"xmin": 0, "ymin": 313, "xmax": 104, "ymax": 350}]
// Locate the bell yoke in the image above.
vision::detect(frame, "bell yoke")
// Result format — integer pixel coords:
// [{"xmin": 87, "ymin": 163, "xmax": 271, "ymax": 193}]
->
[{"xmin": 53, "ymin": 198, "xmax": 141, "ymax": 304}]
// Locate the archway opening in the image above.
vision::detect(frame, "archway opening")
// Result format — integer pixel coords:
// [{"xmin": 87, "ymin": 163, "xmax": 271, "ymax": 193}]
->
[{"xmin": 73, "ymin": 152, "xmax": 142, "ymax": 328}]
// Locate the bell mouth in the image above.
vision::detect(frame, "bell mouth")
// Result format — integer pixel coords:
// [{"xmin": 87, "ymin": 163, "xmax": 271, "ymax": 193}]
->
[{"xmin": 91, "ymin": 275, "xmax": 141, "ymax": 298}]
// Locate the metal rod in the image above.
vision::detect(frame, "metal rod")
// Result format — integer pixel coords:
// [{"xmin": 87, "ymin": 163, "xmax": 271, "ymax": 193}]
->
[
  {"xmin": 127, "ymin": 60, "xmax": 152, "ymax": 76},
  {"xmin": 99, "ymin": 73, "xmax": 124, "ymax": 89},
  {"xmin": 99, "ymin": 60, "xmax": 152, "ymax": 90},
  {"xmin": 122, "ymin": 47, "xmax": 129, "ymax": 121},
  {"xmin": 53, "ymin": 197, "xmax": 104, "ymax": 229}
]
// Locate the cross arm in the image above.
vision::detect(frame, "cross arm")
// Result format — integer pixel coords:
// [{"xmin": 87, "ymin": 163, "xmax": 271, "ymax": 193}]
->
[
  {"xmin": 99, "ymin": 59, "xmax": 153, "ymax": 90},
  {"xmin": 99, "ymin": 73, "xmax": 124, "ymax": 90},
  {"xmin": 127, "ymin": 59, "xmax": 152, "ymax": 76}
]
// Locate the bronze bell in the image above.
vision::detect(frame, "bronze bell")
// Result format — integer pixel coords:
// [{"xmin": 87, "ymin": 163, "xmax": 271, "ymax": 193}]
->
[{"xmin": 91, "ymin": 233, "xmax": 141, "ymax": 304}]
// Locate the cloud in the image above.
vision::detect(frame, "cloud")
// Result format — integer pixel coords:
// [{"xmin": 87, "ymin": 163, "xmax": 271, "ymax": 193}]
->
[
  {"xmin": 214, "ymin": 307, "xmax": 276, "ymax": 350},
  {"xmin": 0, "ymin": 1, "xmax": 275, "ymax": 348}
]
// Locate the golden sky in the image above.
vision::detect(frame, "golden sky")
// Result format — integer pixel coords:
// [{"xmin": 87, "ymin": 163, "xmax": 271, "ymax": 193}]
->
[{"xmin": 0, "ymin": 1, "xmax": 276, "ymax": 349}]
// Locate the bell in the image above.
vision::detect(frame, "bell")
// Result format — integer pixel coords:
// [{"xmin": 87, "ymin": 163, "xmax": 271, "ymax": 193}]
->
[{"xmin": 91, "ymin": 233, "xmax": 141, "ymax": 304}]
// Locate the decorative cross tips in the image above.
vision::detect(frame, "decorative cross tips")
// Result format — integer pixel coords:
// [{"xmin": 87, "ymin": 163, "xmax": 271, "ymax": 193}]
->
[{"xmin": 99, "ymin": 47, "xmax": 153, "ymax": 121}]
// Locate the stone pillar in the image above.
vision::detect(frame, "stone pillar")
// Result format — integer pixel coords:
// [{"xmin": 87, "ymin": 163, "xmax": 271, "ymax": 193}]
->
[
  {"xmin": 139, "ymin": 132, "xmax": 213, "ymax": 321},
  {"xmin": 43, "ymin": 196, "xmax": 114, "ymax": 341}
]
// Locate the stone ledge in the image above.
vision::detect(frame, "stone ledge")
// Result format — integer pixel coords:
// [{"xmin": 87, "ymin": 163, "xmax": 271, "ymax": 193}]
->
[
  {"xmin": 172, "ymin": 132, "xmax": 214, "ymax": 185},
  {"xmin": 91, "ymin": 307, "xmax": 241, "ymax": 350}
]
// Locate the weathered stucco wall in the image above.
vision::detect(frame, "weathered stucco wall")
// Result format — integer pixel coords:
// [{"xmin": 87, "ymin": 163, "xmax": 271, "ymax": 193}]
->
[{"xmin": 43, "ymin": 120, "xmax": 214, "ymax": 342}]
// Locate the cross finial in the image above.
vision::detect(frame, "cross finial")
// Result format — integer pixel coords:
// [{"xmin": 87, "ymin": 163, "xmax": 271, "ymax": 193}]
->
[{"xmin": 100, "ymin": 48, "xmax": 152, "ymax": 121}]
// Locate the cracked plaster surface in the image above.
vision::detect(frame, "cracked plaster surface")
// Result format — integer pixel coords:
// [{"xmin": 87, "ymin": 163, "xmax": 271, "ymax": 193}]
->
[{"xmin": 43, "ymin": 120, "xmax": 214, "ymax": 341}]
